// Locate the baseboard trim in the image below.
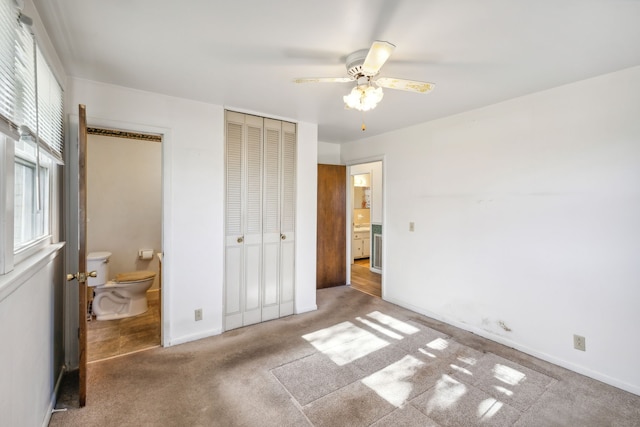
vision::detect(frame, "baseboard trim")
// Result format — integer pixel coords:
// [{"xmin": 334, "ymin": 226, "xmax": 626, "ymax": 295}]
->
[
  {"xmin": 384, "ymin": 296, "xmax": 640, "ymax": 397},
  {"xmin": 42, "ymin": 364, "xmax": 66, "ymax": 427},
  {"xmin": 167, "ymin": 327, "xmax": 223, "ymax": 346},
  {"xmin": 295, "ymin": 304, "xmax": 317, "ymax": 315}
]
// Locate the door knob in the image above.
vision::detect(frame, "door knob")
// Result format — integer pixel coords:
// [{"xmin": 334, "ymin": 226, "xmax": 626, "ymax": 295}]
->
[
  {"xmin": 237, "ymin": 236, "xmax": 244, "ymax": 243},
  {"xmin": 281, "ymin": 234, "xmax": 286, "ymax": 240},
  {"xmin": 66, "ymin": 271, "xmax": 97, "ymax": 282}
]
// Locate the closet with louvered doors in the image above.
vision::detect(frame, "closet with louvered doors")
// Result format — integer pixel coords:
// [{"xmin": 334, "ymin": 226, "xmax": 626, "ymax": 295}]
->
[{"xmin": 224, "ymin": 111, "xmax": 296, "ymax": 331}]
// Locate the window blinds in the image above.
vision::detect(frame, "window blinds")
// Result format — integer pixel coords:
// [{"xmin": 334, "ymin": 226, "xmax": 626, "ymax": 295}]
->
[
  {"xmin": 15, "ymin": 20, "xmax": 36, "ymax": 136},
  {"xmin": 0, "ymin": 0, "xmax": 18, "ymax": 137},
  {"xmin": 0, "ymin": 0, "xmax": 64, "ymax": 162},
  {"xmin": 36, "ymin": 47, "xmax": 64, "ymax": 159}
]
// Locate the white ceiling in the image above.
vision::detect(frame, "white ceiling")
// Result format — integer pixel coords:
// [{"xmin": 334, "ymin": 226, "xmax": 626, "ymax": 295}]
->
[{"xmin": 33, "ymin": 0, "xmax": 640, "ymax": 143}]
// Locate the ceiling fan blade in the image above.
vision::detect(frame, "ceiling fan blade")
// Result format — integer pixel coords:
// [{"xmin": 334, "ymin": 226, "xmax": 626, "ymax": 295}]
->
[
  {"xmin": 361, "ymin": 41, "xmax": 395, "ymax": 76},
  {"xmin": 376, "ymin": 77, "xmax": 435, "ymax": 94},
  {"xmin": 293, "ymin": 77, "xmax": 353, "ymax": 83}
]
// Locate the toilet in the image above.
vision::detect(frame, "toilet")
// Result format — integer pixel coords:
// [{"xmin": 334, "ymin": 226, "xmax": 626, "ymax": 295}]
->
[{"xmin": 87, "ymin": 251, "xmax": 156, "ymax": 321}]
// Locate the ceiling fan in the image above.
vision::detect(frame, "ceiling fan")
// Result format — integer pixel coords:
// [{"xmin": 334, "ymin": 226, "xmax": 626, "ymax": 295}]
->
[{"xmin": 294, "ymin": 41, "xmax": 435, "ymax": 128}]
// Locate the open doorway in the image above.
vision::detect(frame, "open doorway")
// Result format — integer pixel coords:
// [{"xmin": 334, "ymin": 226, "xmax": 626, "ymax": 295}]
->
[
  {"xmin": 85, "ymin": 128, "xmax": 162, "ymax": 362},
  {"xmin": 348, "ymin": 161, "xmax": 382, "ymax": 297}
]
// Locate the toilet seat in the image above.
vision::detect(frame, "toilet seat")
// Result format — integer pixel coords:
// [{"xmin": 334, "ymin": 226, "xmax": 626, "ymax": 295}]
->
[{"xmin": 115, "ymin": 270, "xmax": 155, "ymax": 283}]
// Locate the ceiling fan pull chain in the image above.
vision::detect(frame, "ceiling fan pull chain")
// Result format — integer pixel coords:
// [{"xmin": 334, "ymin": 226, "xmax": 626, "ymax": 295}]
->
[{"xmin": 361, "ymin": 111, "xmax": 366, "ymax": 131}]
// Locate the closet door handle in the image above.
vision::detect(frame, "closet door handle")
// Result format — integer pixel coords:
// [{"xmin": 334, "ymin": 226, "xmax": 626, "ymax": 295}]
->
[
  {"xmin": 237, "ymin": 236, "xmax": 244, "ymax": 243},
  {"xmin": 281, "ymin": 234, "xmax": 286, "ymax": 240}
]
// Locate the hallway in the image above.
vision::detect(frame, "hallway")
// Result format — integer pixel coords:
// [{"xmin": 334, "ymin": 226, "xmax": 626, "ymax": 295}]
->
[{"xmin": 351, "ymin": 258, "xmax": 381, "ymax": 297}]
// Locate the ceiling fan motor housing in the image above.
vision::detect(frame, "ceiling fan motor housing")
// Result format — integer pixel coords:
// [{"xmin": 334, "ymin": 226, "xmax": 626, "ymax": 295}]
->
[{"xmin": 346, "ymin": 49, "xmax": 372, "ymax": 78}]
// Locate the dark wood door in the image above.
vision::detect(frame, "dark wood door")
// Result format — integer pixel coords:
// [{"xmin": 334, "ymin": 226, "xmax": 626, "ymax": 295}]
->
[
  {"xmin": 65, "ymin": 104, "xmax": 89, "ymax": 406},
  {"xmin": 316, "ymin": 164, "xmax": 346, "ymax": 288}
]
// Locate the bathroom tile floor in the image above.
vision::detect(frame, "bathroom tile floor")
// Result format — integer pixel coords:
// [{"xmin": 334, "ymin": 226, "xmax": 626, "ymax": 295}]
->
[{"xmin": 87, "ymin": 290, "xmax": 161, "ymax": 362}]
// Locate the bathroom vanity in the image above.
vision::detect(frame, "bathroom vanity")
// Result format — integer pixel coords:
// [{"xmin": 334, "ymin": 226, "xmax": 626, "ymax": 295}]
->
[{"xmin": 352, "ymin": 227, "xmax": 370, "ymax": 259}]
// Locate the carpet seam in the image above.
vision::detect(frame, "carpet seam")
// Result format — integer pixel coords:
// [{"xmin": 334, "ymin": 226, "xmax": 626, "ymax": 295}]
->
[{"xmin": 270, "ymin": 369, "xmax": 315, "ymax": 426}]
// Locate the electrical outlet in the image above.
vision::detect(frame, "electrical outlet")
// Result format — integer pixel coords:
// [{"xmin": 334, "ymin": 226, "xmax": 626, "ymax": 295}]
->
[
  {"xmin": 573, "ymin": 334, "xmax": 586, "ymax": 351},
  {"xmin": 409, "ymin": 222, "xmax": 415, "ymax": 232},
  {"xmin": 195, "ymin": 308, "xmax": 203, "ymax": 321}
]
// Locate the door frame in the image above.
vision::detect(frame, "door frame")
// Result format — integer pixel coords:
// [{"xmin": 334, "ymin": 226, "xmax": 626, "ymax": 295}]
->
[
  {"xmin": 63, "ymin": 114, "xmax": 171, "ymax": 376},
  {"xmin": 344, "ymin": 156, "xmax": 385, "ymax": 297}
]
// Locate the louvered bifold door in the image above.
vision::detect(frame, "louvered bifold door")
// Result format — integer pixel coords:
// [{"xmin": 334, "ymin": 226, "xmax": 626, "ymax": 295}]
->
[
  {"xmin": 279, "ymin": 122, "xmax": 297, "ymax": 317},
  {"xmin": 262, "ymin": 119, "xmax": 282, "ymax": 321},
  {"xmin": 225, "ymin": 112, "xmax": 264, "ymax": 329},
  {"xmin": 224, "ymin": 111, "xmax": 245, "ymax": 330},
  {"xmin": 242, "ymin": 115, "xmax": 264, "ymax": 326},
  {"xmin": 225, "ymin": 112, "xmax": 296, "ymax": 330}
]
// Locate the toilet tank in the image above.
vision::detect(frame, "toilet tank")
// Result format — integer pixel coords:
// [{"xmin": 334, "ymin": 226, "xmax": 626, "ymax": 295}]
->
[{"xmin": 87, "ymin": 251, "xmax": 112, "ymax": 287}]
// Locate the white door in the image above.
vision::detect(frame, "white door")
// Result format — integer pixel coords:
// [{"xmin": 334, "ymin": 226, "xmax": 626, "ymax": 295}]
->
[
  {"xmin": 279, "ymin": 122, "xmax": 296, "ymax": 317},
  {"xmin": 262, "ymin": 119, "xmax": 281, "ymax": 321},
  {"xmin": 243, "ymin": 116, "xmax": 264, "ymax": 326},
  {"xmin": 224, "ymin": 112, "xmax": 245, "ymax": 330},
  {"xmin": 225, "ymin": 112, "xmax": 296, "ymax": 329},
  {"xmin": 224, "ymin": 112, "xmax": 264, "ymax": 329}
]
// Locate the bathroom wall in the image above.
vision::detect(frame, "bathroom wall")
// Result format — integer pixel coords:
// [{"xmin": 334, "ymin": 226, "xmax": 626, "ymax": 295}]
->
[{"xmin": 87, "ymin": 134, "xmax": 162, "ymax": 289}]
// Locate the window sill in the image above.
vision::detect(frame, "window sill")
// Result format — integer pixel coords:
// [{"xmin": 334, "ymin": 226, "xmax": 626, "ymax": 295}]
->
[
  {"xmin": 14, "ymin": 235, "xmax": 53, "ymax": 265},
  {"xmin": 0, "ymin": 242, "xmax": 66, "ymax": 303}
]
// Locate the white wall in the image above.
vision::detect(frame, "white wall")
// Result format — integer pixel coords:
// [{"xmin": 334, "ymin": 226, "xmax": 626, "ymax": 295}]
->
[
  {"xmin": 317, "ymin": 141, "xmax": 341, "ymax": 165},
  {"xmin": 0, "ymin": 247, "xmax": 65, "ymax": 427},
  {"xmin": 0, "ymin": 2, "xmax": 67, "ymax": 426},
  {"xmin": 66, "ymin": 77, "xmax": 318, "ymax": 352},
  {"xmin": 341, "ymin": 66, "xmax": 640, "ymax": 395},
  {"xmin": 296, "ymin": 122, "xmax": 319, "ymax": 314}
]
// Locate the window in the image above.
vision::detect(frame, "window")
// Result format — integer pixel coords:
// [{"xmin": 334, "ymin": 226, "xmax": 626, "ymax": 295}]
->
[
  {"xmin": 13, "ymin": 136, "xmax": 51, "ymax": 251},
  {"xmin": 0, "ymin": 0, "xmax": 63, "ymax": 274}
]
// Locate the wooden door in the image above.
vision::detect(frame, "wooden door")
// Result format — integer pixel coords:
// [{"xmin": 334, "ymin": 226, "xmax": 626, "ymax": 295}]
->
[
  {"xmin": 316, "ymin": 164, "xmax": 346, "ymax": 288},
  {"xmin": 65, "ymin": 104, "xmax": 89, "ymax": 406},
  {"xmin": 78, "ymin": 104, "xmax": 88, "ymax": 406}
]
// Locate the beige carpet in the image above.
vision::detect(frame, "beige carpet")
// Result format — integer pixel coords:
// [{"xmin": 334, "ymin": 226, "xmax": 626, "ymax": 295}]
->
[{"xmin": 51, "ymin": 286, "xmax": 640, "ymax": 426}]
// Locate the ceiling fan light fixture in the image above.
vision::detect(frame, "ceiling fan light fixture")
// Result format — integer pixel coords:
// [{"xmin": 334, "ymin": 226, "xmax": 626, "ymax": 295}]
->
[{"xmin": 343, "ymin": 84, "xmax": 384, "ymax": 111}]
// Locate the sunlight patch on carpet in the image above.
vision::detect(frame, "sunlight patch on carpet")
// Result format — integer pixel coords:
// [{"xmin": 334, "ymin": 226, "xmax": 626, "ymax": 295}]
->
[
  {"xmin": 302, "ymin": 321, "xmax": 389, "ymax": 366},
  {"xmin": 366, "ymin": 311, "xmax": 420, "ymax": 335},
  {"xmin": 426, "ymin": 374, "xmax": 467, "ymax": 414},
  {"xmin": 493, "ymin": 363, "xmax": 526, "ymax": 386},
  {"xmin": 356, "ymin": 316, "xmax": 403, "ymax": 340},
  {"xmin": 478, "ymin": 397, "xmax": 504, "ymax": 421},
  {"xmin": 362, "ymin": 355, "xmax": 425, "ymax": 407}
]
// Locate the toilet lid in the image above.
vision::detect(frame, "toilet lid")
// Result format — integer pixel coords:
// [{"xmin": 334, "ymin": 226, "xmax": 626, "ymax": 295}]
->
[
  {"xmin": 87, "ymin": 251, "xmax": 112, "ymax": 261},
  {"xmin": 115, "ymin": 270, "xmax": 156, "ymax": 283}
]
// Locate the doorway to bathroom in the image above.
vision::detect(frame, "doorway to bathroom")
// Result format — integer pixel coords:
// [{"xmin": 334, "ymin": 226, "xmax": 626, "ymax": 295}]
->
[
  {"xmin": 348, "ymin": 161, "xmax": 383, "ymax": 298},
  {"xmin": 85, "ymin": 128, "xmax": 163, "ymax": 362}
]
